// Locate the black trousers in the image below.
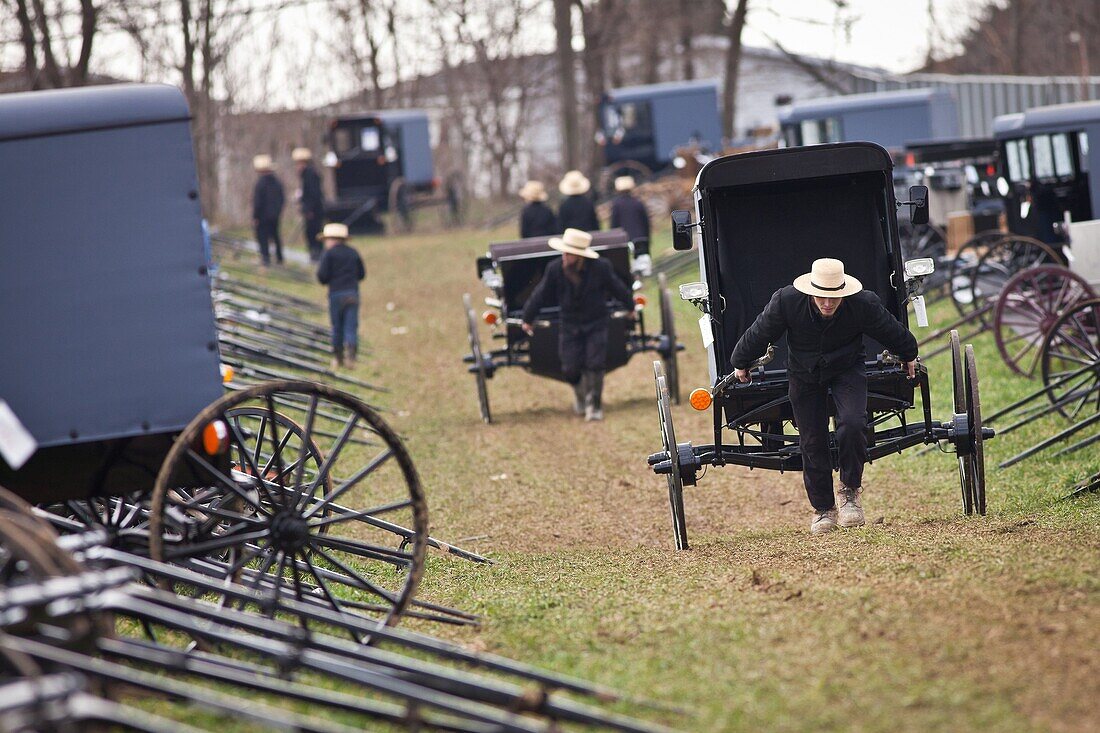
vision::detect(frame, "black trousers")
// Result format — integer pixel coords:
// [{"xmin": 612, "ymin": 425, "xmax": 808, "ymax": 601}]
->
[
  {"xmin": 559, "ymin": 320, "xmax": 608, "ymax": 384},
  {"xmin": 788, "ymin": 362, "xmax": 868, "ymax": 511},
  {"xmin": 304, "ymin": 214, "xmax": 323, "ymax": 262},
  {"xmin": 255, "ymin": 218, "xmax": 283, "ymax": 265}
]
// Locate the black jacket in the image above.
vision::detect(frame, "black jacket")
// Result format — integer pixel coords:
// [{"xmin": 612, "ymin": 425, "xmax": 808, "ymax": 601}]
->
[
  {"xmin": 299, "ymin": 165, "xmax": 324, "ymax": 219},
  {"xmin": 557, "ymin": 194, "xmax": 599, "ymax": 232},
  {"xmin": 521, "ymin": 257, "xmax": 634, "ymax": 326},
  {"xmin": 316, "ymin": 243, "xmax": 365, "ymax": 293},
  {"xmin": 730, "ymin": 285, "xmax": 918, "ymax": 382},
  {"xmin": 252, "ymin": 173, "xmax": 285, "ymax": 222},
  {"xmin": 520, "ymin": 201, "xmax": 559, "ymax": 238},
  {"xmin": 610, "ymin": 194, "xmax": 650, "ymax": 243}
]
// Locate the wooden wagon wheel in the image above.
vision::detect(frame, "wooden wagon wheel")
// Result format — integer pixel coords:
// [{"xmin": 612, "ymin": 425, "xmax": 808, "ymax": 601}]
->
[
  {"xmin": 948, "ymin": 331, "xmax": 974, "ymax": 515},
  {"xmin": 462, "ymin": 293, "xmax": 492, "ymax": 423},
  {"xmin": 388, "ymin": 177, "xmax": 414, "ymax": 233},
  {"xmin": 993, "ymin": 265, "xmax": 1096, "ymax": 378},
  {"xmin": 1039, "ymin": 297, "xmax": 1100, "ymax": 420},
  {"xmin": 149, "ymin": 380, "xmax": 428, "ymax": 629},
  {"xmin": 964, "ymin": 344, "xmax": 987, "ymax": 516},
  {"xmin": 948, "ymin": 230, "xmax": 1006, "ymax": 318},
  {"xmin": 653, "ymin": 361, "xmax": 688, "ymax": 551},
  {"xmin": 965, "ymin": 236, "xmax": 1064, "ymax": 328},
  {"xmin": 657, "ymin": 272, "xmax": 680, "ymax": 405}
]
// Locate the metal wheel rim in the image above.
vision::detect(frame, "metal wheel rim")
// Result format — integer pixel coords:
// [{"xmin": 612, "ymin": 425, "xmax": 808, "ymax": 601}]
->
[
  {"xmin": 965, "ymin": 345, "xmax": 987, "ymax": 516},
  {"xmin": 948, "ymin": 231, "xmax": 1006, "ymax": 317},
  {"xmin": 993, "ymin": 265, "xmax": 1096, "ymax": 378},
  {"xmin": 968, "ymin": 236, "xmax": 1063, "ymax": 327},
  {"xmin": 148, "ymin": 380, "xmax": 429, "ymax": 629},
  {"xmin": 463, "ymin": 294, "xmax": 491, "ymax": 423},
  {"xmin": 654, "ymin": 361, "xmax": 688, "ymax": 550},
  {"xmin": 1039, "ymin": 297, "xmax": 1100, "ymax": 420},
  {"xmin": 950, "ymin": 330, "xmax": 966, "ymax": 413},
  {"xmin": 657, "ymin": 272, "xmax": 680, "ymax": 405}
]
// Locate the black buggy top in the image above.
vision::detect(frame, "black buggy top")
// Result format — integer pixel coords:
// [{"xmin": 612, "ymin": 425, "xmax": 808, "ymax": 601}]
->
[
  {"xmin": 696, "ymin": 142, "xmax": 908, "ymax": 377},
  {"xmin": 650, "ymin": 140, "xmax": 994, "ymax": 550}
]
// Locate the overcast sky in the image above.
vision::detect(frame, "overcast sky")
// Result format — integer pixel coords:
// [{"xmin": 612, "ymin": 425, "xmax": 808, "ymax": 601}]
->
[{"xmin": 3, "ymin": 0, "xmax": 983, "ymax": 110}]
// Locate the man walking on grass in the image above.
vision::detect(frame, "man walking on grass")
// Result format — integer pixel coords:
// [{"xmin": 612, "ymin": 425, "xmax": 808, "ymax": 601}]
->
[
  {"xmin": 521, "ymin": 229, "xmax": 634, "ymax": 421},
  {"xmin": 730, "ymin": 258, "xmax": 918, "ymax": 535},
  {"xmin": 316, "ymin": 223, "xmax": 365, "ymax": 369}
]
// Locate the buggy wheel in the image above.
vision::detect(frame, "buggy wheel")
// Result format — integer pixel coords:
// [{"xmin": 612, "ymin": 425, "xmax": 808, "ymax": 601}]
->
[
  {"xmin": 463, "ymin": 293, "xmax": 492, "ymax": 423},
  {"xmin": 657, "ymin": 272, "xmax": 680, "ymax": 405},
  {"xmin": 948, "ymin": 231, "xmax": 1005, "ymax": 317},
  {"xmin": 967, "ymin": 236, "xmax": 1063, "ymax": 327},
  {"xmin": 993, "ymin": 265, "xmax": 1095, "ymax": 378},
  {"xmin": 1039, "ymin": 297, "xmax": 1100, "ymax": 420},
  {"xmin": 654, "ymin": 361, "xmax": 688, "ymax": 550},
  {"xmin": 149, "ymin": 380, "xmax": 429, "ymax": 629},
  {"xmin": 388, "ymin": 177, "xmax": 413, "ymax": 232},
  {"xmin": 964, "ymin": 345, "xmax": 987, "ymax": 516},
  {"xmin": 949, "ymin": 330, "xmax": 973, "ymax": 514}
]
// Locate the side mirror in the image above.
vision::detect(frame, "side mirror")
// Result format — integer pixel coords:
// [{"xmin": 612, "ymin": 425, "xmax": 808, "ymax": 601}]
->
[
  {"xmin": 908, "ymin": 185, "xmax": 929, "ymax": 226},
  {"xmin": 671, "ymin": 210, "xmax": 695, "ymax": 251}
]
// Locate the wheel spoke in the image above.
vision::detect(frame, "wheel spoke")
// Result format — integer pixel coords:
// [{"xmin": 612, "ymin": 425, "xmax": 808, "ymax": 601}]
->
[
  {"xmin": 184, "ymin": 448, "xmax": 272, "ymax": 517},
  {"xmin": 296, "ymin": 414, "xmax": 360, "ymax": 513},
  {"xmin": 307, "ymin": 499, "xmax": 413, "ymax": 530},
  {"xmin": 311, "ymin": 546, "xmax": 398, "ymax": 604},
  {"xmin": 303, "ymin": 448, "xmax": 393, "ymax": 519}
]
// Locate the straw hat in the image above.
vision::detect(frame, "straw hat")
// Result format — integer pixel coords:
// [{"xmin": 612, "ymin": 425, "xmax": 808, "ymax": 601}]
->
[
  {"xmin": 793, "ymin": 258, "xmax": 863, "ymax": 298},
  {"xmin": 253, "ymin": 154, "xmax": 274, "ymax": 172},
  {"xmin": 549, "ymin": 228, "xmax": 599, "ymax": 259},
  {"xmin": 318, "ymin": 222, "xmax": 349, "ymax": 241},
  {"xmin": 614, "ymin": 176, "xmax": 636, "ymax": 192},
  {"xmin": 291, "ymin": 147, "xmax": 313, "ymax": 162},
  {"xmin": 558, "ymin": 170, "xmax": 591, "ymax": 196},
  {"xmin": 518, "ymin": 180, "xmax": 548, "ymax": 202}
]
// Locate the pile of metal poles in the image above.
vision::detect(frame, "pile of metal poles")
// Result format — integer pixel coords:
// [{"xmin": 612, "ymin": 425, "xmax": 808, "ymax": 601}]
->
[{"xmin": 0, "ymin": 500, "xmax": 675, "ymax": 732}]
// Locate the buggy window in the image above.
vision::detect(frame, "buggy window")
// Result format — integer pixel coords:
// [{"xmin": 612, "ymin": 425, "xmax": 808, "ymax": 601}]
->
[
  {"xmin": 333, "ymin": 127, "xmax": 354, "ymax": 155},
  {"xmin": 799, "ymin": 118, "xmax": 839, "ymax": 146},
  {"xmin": 780, "ymin": 124, "xmax": 800, "ymax": 148},
  {"xmin": 1051, "ymin": 133, "xmax": 1074, "ymax": 178},
  {"xmin": 360, "ymin": 126, "xmax": 381, "ymax": 153},
  {"xmin": 1032, "ymin": 134, "xmax": 1055, "ymax": 179},
  {"xmin": 605, "ymin": 101, "xmax": 652, "ymax": 141},
  {"xmin": 1005, "ymin": 139, "xmax": 1030, "ymax": 182},
  {"xmin": 1079, "ymin": 131, "xmax": 1090, "ymax": 173}
]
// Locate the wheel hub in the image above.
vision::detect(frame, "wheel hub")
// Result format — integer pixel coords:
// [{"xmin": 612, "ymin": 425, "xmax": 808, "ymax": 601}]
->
[{"xmin": 269, "ymin": 511, "xmax": 311, "ymax": 552}]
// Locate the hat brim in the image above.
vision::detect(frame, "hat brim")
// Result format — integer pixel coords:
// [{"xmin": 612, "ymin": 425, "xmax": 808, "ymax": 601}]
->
[
  {"xmin": 792, "ymin": 273, "xmax": 863, "ymax": 298},
  {"xmin": 520, "ymin": 192, "xmax": 549, "ymax": 202},
  {"xmin": 559, "ymin": 181, "xmax": 591, "ymax": 195},
  {"xmin": 549, "ymin": 239, "xmax": 599, "ymax": 259}
]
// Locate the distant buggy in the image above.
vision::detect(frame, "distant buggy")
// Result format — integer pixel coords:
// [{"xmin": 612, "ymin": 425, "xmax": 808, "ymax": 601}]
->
[
  {"xmin": 462, "ymin": 229, "xmax": 683, "ymax": 423},
  {"xmin": 648, "ymin": 142, "xmax": 996, "ymax": 550}
]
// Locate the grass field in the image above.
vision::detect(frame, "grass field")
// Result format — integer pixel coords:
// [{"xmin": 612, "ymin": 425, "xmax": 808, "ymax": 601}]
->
[{"xmin": 216, "ymin": 219, "xmax": 1099, "ymax": 732}]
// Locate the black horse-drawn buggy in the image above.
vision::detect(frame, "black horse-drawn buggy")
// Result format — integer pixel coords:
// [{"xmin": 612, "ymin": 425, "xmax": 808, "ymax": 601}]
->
[
  {"xmin": 648, "ymin": 142, "xmax": 996, "ymax": 550},
  {"xmin": 462, "ymin": 229, "xmax": 683, "ymax": 423}
]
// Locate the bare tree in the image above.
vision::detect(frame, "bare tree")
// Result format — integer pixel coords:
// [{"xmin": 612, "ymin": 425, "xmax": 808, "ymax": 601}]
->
[
  {"xmin": 6, "ymin": 0, "xmax": 98, "ymax": 89},
  {"xmin": 575, "ymin": 0, "xmax": 627, "ymax": 178},
  {"xmin": 721, "ymin": 0, "xmax": 749, "ymax": 141},
  {"xmin": 678, "ymin": 0, "xmax": 694, "ymax": 80},
  {"xmin": 329, "ymin": 0, "xmax": 386, "ymax": 108}
]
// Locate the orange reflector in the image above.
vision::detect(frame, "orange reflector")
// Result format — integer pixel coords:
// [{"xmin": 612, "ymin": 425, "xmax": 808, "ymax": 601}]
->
[
  {"xmin": 689, "ymin": 388, "xmax": 712, "ymax": 411},
  {"xmin": 220, "ymin": 364, "xmax": 235, "ymax": 384},
  {"xmin": 633, "ymin": 294, "xmax": 648, "ymax": 307},
  {"xmin": 482, "ymin": 310, "xmax": 499, "ymax": 325},
  {"xmin": 201, "ymin": 420, "xmax": 230, "ymax": 456}
]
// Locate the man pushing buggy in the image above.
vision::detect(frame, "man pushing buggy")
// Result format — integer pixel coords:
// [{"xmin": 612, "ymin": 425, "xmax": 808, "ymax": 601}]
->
[{"xmin": 730, "ymin": 258, "xmax": 918, "ymax": 535}]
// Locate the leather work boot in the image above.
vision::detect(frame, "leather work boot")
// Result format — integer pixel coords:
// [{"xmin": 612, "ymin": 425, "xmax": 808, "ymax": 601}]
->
[
  {"xmin": 344, "ymin": 345, "xmax": 357, "ymax": 367},
  {"xmin": 837, "ymin": 486, "xmax": 865, "ymax": 528},
  {"xmin": 810, "ymin": 508, "xmax": 838, "ymax": 535},
  {"xmin": 331, "ymin": 347, "xmax": 344, "ymax": 371},
  {"xmin": 572, "ymin": 375, "xmax": 588, "ymax": 416}
]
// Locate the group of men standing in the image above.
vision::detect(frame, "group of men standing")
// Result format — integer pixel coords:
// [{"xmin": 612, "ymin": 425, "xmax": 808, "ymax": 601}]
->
[
  {"xmin": 250, "ymin": 147, "xmax": 326, "ymax": 267},
  {"xmin": 518, "ymin": 169, "xmax": 650, "ymax": 247}
]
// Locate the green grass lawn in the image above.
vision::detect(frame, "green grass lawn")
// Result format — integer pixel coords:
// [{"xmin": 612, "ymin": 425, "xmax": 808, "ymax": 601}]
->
[{"xmin": 195, "ymin": 220, "xmax": 1099, "ymax": 732}]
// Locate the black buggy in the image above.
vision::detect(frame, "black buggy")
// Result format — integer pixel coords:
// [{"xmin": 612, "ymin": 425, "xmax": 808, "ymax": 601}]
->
[
  {"xmin": 462, "ymin": 229, "xmax": 683, "ymax": 423},
  {"xmin": 648, "ymin": 142, "xmax": 995, "ymax": 550}
]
